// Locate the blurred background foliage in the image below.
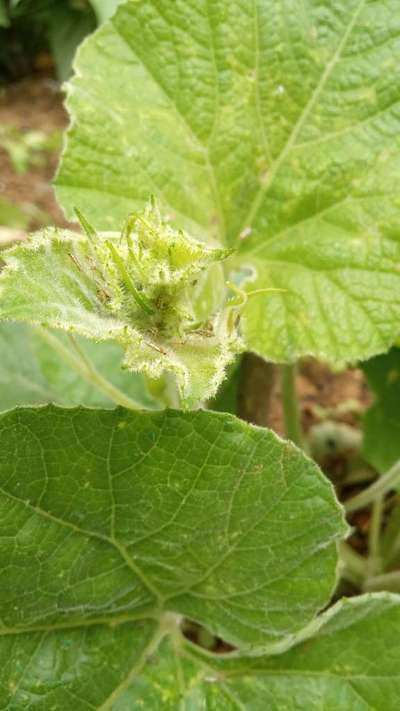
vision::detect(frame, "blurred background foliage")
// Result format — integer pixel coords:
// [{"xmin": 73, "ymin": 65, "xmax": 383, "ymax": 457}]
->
[
  {"xmin": 0, "ymin": 0, "xmax": 120, "ymax": 241},
  {"xmin": 0, "ymin": 0, "xmax": 119, "ymax": 83}
]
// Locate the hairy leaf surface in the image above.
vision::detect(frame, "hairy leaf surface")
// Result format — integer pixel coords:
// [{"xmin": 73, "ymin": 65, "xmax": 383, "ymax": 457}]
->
[
  {"xmin": 0, "ymin": 218, "xmax": 241, "ymax": 406},
  {"xmin": 57, "ymin": 0, "xmax": 400, "ymax": 364}
]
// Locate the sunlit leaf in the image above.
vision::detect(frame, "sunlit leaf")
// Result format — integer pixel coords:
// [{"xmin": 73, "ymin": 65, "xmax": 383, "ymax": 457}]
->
[{"xmin": 57, "ymin": 0, "xmax": 400, "ymax": 364}]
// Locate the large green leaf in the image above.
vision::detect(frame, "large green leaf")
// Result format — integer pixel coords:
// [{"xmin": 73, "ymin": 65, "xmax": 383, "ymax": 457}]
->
[
  {"xmin": 0, "ymin": 406, "xmax": 345, "ymax": 656},
  {"xmin": 362, "ymin": 347, "xmax": 400, "ymax": 473},
  {"xmin": 0, "ymin": 323, "xmax": 54, "ymax": 409},
  {"xmin": 215, "ymin": 593, "xmax": 400, "ymax": 709},
  {"xmin": 3, "ymin": 585, "xmax": 400, "ymax": 707},
  {"xmin": 150, "ymin": 593, "xmax": 400, "ymax": 710},
  {"xmin": 0, "ymin": 620, "xmax": 160, "ymax": 709},
  {"xmin": 56, "ymin": 0, "xmax": 400, "ymax": 364},
  {"xmin": 0, "ymin": 322, "xmax": 158, "ymax": 411}
]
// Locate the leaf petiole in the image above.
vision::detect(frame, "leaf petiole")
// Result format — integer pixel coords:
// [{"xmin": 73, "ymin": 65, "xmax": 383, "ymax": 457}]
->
[
  {"xmin": 345, "ymin": 459, "xmax": 400, "ymax": 513},
  {"xmin": 35, "ymin": 327, "xmax": 142, "ymax": 410},
  {"xmin": 225, "ymin": 281, "xmax": 286, "ymax": 308}
]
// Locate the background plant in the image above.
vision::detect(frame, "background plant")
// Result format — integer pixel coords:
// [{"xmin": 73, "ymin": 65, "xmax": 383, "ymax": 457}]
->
[
  {"xmin": 1, "ymin": 0, "xmax": 400, "ymax": 708},
  {"xmin": 0, "ymin": 0, "xmax": 120, "ymax": 81}
]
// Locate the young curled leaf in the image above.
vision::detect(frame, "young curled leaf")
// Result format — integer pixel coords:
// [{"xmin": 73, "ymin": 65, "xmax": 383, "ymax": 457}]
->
[{"xmin": 0, "ymin": 202, "xmax": 243, "ymax": 406}]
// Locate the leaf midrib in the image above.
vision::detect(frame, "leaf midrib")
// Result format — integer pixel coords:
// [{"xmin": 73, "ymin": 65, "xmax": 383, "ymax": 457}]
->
[
  {"xmin": 235, "ymin": 0, "xmax": 367, "ymax": 242},
  {"xmin": 0, "ymin": 611, "xmax": 154, "ymax": 637},
  {"xmin": 0, "ymin": 482, "xmax": 162, "ymax": 605},
  {"xmin": 0, "ymin": 450, "xmax": 342, "ymax": 635},
  {"xmin": 110, "ymin": 15, "xmax": 227, "ymax": 244}
]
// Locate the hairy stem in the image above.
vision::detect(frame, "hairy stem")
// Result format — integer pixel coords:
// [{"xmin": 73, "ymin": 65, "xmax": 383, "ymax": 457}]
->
[
  {"xmin": 35, "ymin": 327, "xmax": 142, "ymax": 410},
  {"xmin": 281, "ymin": 363, "xmax": 303, "ymax": 448},
  {"xmin": 237, "ymin": 353, "xmax": 276, "ymax": 427},
  {"xmin": 363, "ymin": 570, "xmax": 400, "ymax": 593}
]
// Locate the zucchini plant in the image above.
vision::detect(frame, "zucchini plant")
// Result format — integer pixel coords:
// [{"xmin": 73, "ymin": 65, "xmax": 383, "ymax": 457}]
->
[{"xmin": 1, "ymin": 0, "xmax": 400, "ymax": 707}]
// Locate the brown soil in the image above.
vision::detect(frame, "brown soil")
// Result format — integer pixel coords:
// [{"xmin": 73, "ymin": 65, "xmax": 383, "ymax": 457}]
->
[
  {"xmin": 0, "ymin": 77, "xmax": 71, "ymax": 229},
  {"xmin": 269, "ymin": 361, "xmax": 372, "ymax": 439}
]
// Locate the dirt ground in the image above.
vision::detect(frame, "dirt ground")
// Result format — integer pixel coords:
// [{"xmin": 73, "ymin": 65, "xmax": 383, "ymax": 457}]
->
[
  {"xmin": 0, "ymin": 77, "xmax": 70, "ymax": 229},
  {"xmin": 269, "ymin": 361, "xmax": 371, "ymax": 438},
  {"xmin": 1, "ymin": 76, "xmax": 373, "ymax": 445}
]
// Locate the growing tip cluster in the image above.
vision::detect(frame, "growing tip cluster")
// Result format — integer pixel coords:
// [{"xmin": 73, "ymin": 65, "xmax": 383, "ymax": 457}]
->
[{"xmin": 0, "ymin": 200, "xmax": 244, "ymax": 406}]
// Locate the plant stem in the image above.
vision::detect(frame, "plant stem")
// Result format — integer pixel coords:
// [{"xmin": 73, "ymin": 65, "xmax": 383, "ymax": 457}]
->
[
  {"xmin": 345, "ymin": 459, "xmax": 400, "ymax": 513},
  {"xmin": 363, "ymin": 570, "xmax": 400, "ymax": 593},
  {"xmin": 281, "ymin": 363, "xmax": 303, "ymax": 448},
  {"xmin": 35, "ymin": 327, "xmax": 142, "ymax": 411},
  {"xmin": 343, "ymin": 468, "xmax": 377, "ymax": 486},
  {"xmin": 367, "ymin": 496, "xmax": 384, "ymax": 577}
]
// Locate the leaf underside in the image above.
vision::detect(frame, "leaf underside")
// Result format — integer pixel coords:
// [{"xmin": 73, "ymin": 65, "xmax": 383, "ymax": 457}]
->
[
  {"xmin": 0, "ymin": 322, "xmax": 159, "ymax": 411},
  {"xmin": 56, "ymin": 0, "xmax": 400, "ymax": 364}
]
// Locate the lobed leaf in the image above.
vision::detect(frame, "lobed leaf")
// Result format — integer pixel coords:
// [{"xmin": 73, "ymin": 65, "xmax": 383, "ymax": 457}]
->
[
  {"xmin": 161, "ymin": 593, "xmax": 400, "ymax": 710},
  {"xmin": 0, "ymin": 406, "xmax": 345, "ymax": 657},
  {"xmin": 3, "ymin": 578, "xmax": 400, "ymax": 707},
  {"xmin": 56, "ymin": 0, "xmax": 400, "ymax": 364}
]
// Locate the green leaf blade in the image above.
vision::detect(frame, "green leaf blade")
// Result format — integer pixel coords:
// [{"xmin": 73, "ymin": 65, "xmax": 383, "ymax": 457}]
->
[
  {"xmin": 0, "ymin": 406, "xmax": 346, "ymax": 650},
  {"xmin": 171, "ymin": 594, "xmax": 400, "ymax": 710},
  {"xmin": 220, "ymin": 593, "xmax": 400, "ymax": 710},
  {"xmin": 4, "ymin": 594, "xmax": 400, "ymax": 709},
  {"xmin": 57, "ymin": 0, "xmax": 400, "ymax": 364},
  {"xmin": 1, "ymin": 621, "xmax": 158, "ymax": 710}
]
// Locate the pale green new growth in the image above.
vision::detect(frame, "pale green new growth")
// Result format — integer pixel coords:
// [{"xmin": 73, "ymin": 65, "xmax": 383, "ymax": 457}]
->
[
  {"xmin": 0, "ymin": 201, "xmax": 243, "ymax": 406},
  {"xmin": 0, "ymin": 322, "xmax": 159, "ymax": 411}
]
